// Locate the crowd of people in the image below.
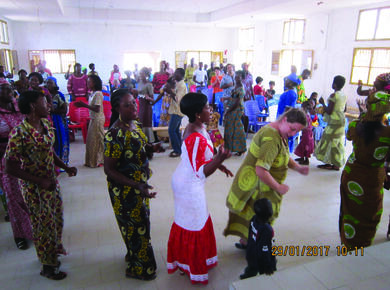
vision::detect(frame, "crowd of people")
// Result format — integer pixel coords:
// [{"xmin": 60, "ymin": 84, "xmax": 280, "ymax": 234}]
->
[{"xmin": 0, "ymin": 59, "xmax": 390, "ymax": 284}]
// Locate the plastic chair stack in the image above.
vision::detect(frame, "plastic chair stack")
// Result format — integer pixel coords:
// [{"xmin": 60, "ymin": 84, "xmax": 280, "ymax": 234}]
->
[
  {"xmin": 214, "ymin": 91, "xmax": 224, "ymax": 125},
  {"xmin": 68, "ymin": 101, "xmax": 90, "ymax": 143},
  {"xmin": 244, "ymin": 100, "xmax": 269, "ymax": 137}
]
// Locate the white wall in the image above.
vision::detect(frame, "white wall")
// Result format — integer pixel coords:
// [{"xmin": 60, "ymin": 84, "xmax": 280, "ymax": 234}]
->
[
  {"xmin": 11, "ymin": 22, "xmax": 236, "ymax": 92},
  {"xmin": 256, "ymin": 2, "xmax": 390, "ymax": 106}
]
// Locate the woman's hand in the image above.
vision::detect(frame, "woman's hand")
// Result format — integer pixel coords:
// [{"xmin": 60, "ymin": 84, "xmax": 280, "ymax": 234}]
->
[
  {"xmin": 357, "ymin": 80, "xmax": 363, "ymax": 86},
  {"xmin": 138, "ymin": 183, "xmax": 157, "ymax": 199},
  {"xmin": 65, "ymin": 166, "xmax": 78, "ymax": 177},
  {"xmin": 215, "ymin": 146, "xmax": 232, "ymax": 163},
  {"xmin": 39, "ymin": 178, "xmax": 57, "ymax": 191},
  {"xmin": 218, "ymin": 164, "xmax": 234, "ymax": 177},
  {"xmin": 297, "ymin": 165, "xmax": 309, "ymax": 175},
  {"xmin": 277, "ymin": 183, "xmax": 289, "ymax": 195}
]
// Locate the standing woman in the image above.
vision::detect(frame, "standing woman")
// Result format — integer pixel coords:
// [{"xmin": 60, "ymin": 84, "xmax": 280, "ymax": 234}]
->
[
  {"xmin": 28, "ymin": 72, "xmax": 52, "ymax": 104},
  {"xmin": 46, "ymin": 77, "xmax": 69, "ymax": 165},
  {"xmin": 67, "ymin": 63, "xmax": 88, "ymax": 101},
  {"xmin": 0, "ymin": 80, "xmax": 32, "ymax": 250},
  {"xmin": 223, "ymin": 71, "xmax": 246, "ymax": 156},
  {"xmin": 75, "ymin": 75, "xmax": 105, "ymax": 168},
  {"xmin": 167, "ymin": 93, "xmax": 232, "ymax": 285},
  {"xmin": 137, "ymin": 67, "xmax": 155, "ymax": 143},
  {"xmin": 339, "ymin": 73, "xmax": 390, "ymax": 249},
  {"xmin": 152, "ymin": 61, "xmax": 169, "ymax": 94},
  {"xmin": 104, "ymin": 89, "xmax": 157, "ymax": 280},
  {"xmin": 224, "ymin": 109, "xmax": 308, "ymax": 248},
  {"xmin": 5, "ymin": 90, "xmax": 77, "ymax": 280},
  {"xmin": 315, "ymin": 75, "xmax": 347, "ymax": 170}
]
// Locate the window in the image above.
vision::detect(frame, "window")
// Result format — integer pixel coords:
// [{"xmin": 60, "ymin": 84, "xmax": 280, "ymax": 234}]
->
[
  {"xmin": 123, "ymin": 51, "xmax": 161, "ymax": 73},
  {"xmin": 356, "ymin": 7, "xmax": 390, "ymax": 40},
  {"xmin": 175, "ymin": 51, "xmax": 223, "ymax": 69},
  {"xmin": 350, "ymin": 48, "xmax": 390, "ymax": 85},
  {"xmin": 279, "ymin": 49, "xmax": 313, "ymax": 76},
  {"xmin": 283, "ymin": 19, "xmax": 305, "ymax": 45},
  {"xmin": 0, "ymin": 20, "xmax": 9, "ymax": 44},
  {"xmin": 0, "ymin": 49, "xmax": 14, "ymax": 72},
  {"xmin": 28, "ymin": 50, "xmax": 76, "ymax": 74},
  {"xmin": 271, "ymin": 51, "xmax": 280, "ymax": 75},
  {"xmin": 235, "ymin": 50, "xmax": 253, "ymax": 69}
]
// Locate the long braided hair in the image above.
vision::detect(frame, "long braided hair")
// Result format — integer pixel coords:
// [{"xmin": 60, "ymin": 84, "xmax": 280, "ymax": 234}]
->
[{"xmin": 109, "ymin": 88, "xmax": 131, "ymax": 128}]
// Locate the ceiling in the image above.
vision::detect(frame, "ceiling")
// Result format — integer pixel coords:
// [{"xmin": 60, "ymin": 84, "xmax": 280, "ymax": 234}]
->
[{"xmin": 0, "ymin": 0, "xmax": 388, "ymax": 27}]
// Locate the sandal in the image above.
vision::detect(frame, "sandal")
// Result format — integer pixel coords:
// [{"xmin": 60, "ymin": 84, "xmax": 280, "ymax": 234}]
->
[
  {"xmin": 40, "ymin": 265, "xmax": 67, "ymax": 280},
  {"xmin": 169, "ymin": 151, "xmax": 180, "ymax": 158},
  {"xmin": 317, "ymin": 164, "xmax": 339, "ymax": 171},
  {"xmin": 15, "ymin": 238, "xmax": 28, "ymax": 250}
]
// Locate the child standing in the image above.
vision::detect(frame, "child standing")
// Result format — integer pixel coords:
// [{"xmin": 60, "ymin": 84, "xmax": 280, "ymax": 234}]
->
[
  {"xmin": 207, "ymin": 104, "xmax": 224, "ymax": 148},
  {"xmin": 294, "ymin": 100, "xmax": 315, "ymax": 165},
  {"xmin": 240, "ymin": 198, "xmax": 276, "ymax": 280},
  {"xmin": 253, "ymin": 76, "xmax": 265, "ymax": 96},
  {"xmin": 265, "ymin": 81, "xmax": 276, "ymax": 100}
]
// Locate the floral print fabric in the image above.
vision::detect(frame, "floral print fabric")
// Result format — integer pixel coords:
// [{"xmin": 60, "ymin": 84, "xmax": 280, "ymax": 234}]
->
[{"xmin": 104, "ymin": 123, "xmax": 156, "ymax": 279}]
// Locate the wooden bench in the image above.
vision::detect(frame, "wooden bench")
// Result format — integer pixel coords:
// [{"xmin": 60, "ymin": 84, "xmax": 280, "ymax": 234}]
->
[
  {"xmin": 153, "ymin": 126, "xmax": 185, "ymax": 138},
  {"xmin": 345, "ymin": 106, "xmax": 360, "ymax": 120}
]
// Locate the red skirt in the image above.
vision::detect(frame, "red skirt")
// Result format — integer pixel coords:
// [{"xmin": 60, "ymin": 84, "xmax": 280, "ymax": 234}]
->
[{"xmin": 167, "ymin": 216, "xmax": 218, "ymax": 285}]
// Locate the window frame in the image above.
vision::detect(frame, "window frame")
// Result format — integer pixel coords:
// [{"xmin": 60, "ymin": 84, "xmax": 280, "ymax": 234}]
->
[
  {"xmin": 0, "ymin": 20, "xmax": 9, "ymax": 44},
  {"xmin": 282, "ymin": 19, "xmax": 306, "ymax": 45},
  {"xmin": 355, "ymin": 6, "xmax": 390, "ymax": 41},
  {"xmin": 278, "ymin": 49, "xmax": 314, "ymax": 77},
  {"xmin": 175, "ymin": 51, "xmax": 223, "ymax": 69},
  {"xmin": 28, "ymin": 49, "xmax": 76, "ymax": 74},
  {"xmin": 350, "ymin": 47, "xmax": 390, "ymax": 86}
]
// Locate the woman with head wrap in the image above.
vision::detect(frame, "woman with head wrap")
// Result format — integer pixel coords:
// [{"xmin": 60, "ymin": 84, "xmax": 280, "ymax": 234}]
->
[
  {"xmin": 339, "ymin": 72, "xmax": 390, "ymax": 249},
  {"xmin": 46, "ymin": 76, "xmax": 69, "ymax": 165}
]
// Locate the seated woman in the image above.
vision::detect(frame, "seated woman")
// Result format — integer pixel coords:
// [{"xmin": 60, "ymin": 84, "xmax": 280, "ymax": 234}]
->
[
  {"xmin": 104, "ymin": 89, "xmax": 157, "ymax": 280},
  {"xmin": 5, "ymin": 90, "xmax": 77, "ymax": 280}
]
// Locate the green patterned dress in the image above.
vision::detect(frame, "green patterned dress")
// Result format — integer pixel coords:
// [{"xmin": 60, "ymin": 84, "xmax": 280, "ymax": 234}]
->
[
  {"xmin": 315, "ymin": 90, "xmax": 347, "ymax": 167},
  {"xmin": 339, "ymin": 118, "xmax": 390, "ymax": 249},
  {"xmin": 104, "ymin": 123, "xmax": 156, "ymax": 279},
  {"xmin": 223, "ymin": 86, "xmax": 246, "ymax": 153},
  {"xmin": 224, "ymin": 125, "xmax": 289, "ymax": 239}
]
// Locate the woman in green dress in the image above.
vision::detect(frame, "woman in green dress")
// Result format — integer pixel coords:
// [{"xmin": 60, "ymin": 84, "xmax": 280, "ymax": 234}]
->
[
  {"xmin": 315, "ymin": 75, "xmax": 347, "ymax": 170},
  {"xmin": 339, "ymin": 73, "xmax": 390, "ymax": 249},
  {"xmin": 223, "ymin": 71, "xmax": 246, "ymax": 156},
  {"xmin": 224, "ymin": 108, "xmax": 309, "ymax": 248},
  {"xmin": 104, "ymin": 89, "xmax": 157, "ymax": 280}
]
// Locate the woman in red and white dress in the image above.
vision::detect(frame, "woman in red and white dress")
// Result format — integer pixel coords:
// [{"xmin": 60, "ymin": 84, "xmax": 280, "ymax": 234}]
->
[{"xmin": 167, "ymin": 92, "xmax": 233, "ymax": 285}]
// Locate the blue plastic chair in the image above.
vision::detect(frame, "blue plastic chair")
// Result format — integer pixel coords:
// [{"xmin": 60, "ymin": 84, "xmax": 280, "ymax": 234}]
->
[
  {"xmin": 152, "ymin": 93, "xmax": 162, "ymax": 127},
  {"xmin": 201, "ymin": 87, "xmax": 214, "ymax": 104},
  {"xmin": 214, "ymin": 92, "xmax": 224, "ymax": 125},
  {"xmin": 254, "ymin": 95, "xmax": 269, "ymax": 120},
  {"xmin": 244, "ymin": 100, "xmax": 269, "ymax": 137}
]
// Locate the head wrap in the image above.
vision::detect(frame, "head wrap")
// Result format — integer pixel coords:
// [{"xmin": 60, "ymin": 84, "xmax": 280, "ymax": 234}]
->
[
  {"xmin": 376, "ymin": 72, "xmax": 390, "ymax": 92},
  {"xmin": 364, "ymin": 90, "xmax": 390, "ymax": 122},
  {"xmin": 287, "ymin": 73, "xmax": 301, "ymax": 86},
  {"xmin": 46, "ymin": 76, "xmax": 57, "ymax": 85}
]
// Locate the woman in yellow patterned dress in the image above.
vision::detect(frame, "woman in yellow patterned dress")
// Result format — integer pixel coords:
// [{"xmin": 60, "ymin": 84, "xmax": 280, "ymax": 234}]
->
[
  {"xmin": 104, "ymin": 89, "xmax": 157, "ymax": 280},
  {"xmin": 224, "ymin": 108, "xmax": 309, "ymax": 248},
  {"xmin": 5, "ymin": 90, "xmax": 77, "ymax": 280}
]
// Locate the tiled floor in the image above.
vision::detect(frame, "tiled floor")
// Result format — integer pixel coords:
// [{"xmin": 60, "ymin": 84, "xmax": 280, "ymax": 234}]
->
[{"xmin": 0, "ymin": 132, "xmax": 389, "ymax": 290}]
